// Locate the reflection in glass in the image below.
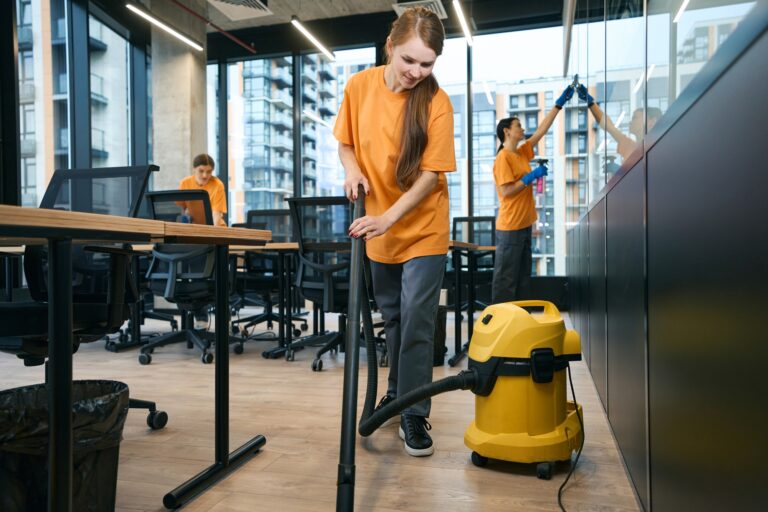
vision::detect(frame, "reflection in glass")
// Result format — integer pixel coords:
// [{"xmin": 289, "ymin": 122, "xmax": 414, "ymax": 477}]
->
[
  {"xmin": 89, "ymin": 15, "xmax": 130, "ymax": 167},
  {"xmin": 226, "ymin": 56, "xmax": 294, "ymax": 222},
  {"xmin": 307, "ymin": 47, "xmax": 375, "ymax": 198}
]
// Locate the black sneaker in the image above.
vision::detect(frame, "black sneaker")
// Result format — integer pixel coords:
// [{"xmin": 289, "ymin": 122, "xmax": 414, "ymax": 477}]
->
[
  {"xmin": 374, "ymin": 393, "xmax": 398, "ymax": 427},
  {"xmin": 399, "ymin": 414, "xmax": 433, "ymax": 457}
]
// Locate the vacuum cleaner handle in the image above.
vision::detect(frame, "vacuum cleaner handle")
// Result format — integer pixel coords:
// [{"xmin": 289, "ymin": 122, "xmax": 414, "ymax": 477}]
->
[{"xmin": 511, "ymin": 300, "xmax": 560, "ymax": 316}]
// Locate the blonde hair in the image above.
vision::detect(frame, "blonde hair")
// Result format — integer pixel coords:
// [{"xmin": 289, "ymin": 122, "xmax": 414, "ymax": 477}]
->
[{"xmin": 386, "ymin": 7, "xmax": 445, "ymax": 191}]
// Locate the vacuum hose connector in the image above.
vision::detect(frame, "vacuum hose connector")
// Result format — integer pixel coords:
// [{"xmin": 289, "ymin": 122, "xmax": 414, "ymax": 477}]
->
[{"xmin": 358, "ymin": 368, "xmax": 478, "ymax": 437}]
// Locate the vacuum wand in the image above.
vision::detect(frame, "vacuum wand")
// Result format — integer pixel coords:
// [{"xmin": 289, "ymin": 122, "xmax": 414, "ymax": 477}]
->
[{"xmin": 336, "ymin": 185, "xmax": 366, "ymax": 512}]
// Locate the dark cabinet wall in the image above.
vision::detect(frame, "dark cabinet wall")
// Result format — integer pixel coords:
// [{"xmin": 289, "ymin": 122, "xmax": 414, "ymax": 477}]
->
[
  {"xmin": 568, "ymin": 24, "xmax": 767, "ymax": 512},
  {"xmin": 588, "ymin": 200, "xmax": 607, "ymax": 407},
  {"xmin": 646, "ymin": 30, "xmax": 768, "ymax": 512},
  {"xmin": 606, "ymin": 165, "xmax": 648, "ymax": 510}
]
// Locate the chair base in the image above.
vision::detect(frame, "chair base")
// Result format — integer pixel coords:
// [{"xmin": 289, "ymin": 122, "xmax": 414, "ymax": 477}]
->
[{"xmin": 138, "ymin": 328, "xmax": 245, "ymax": 365}]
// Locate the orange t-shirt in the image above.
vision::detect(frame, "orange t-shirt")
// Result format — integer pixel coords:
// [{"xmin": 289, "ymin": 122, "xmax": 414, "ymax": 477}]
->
[
  {"xmin": 493, "ymin": 141, "xmax": 537, "ymax": 231},
  {"xmin": 179, "ymin": 175, "xmax": 227, "ymax": 226},
  {"xmin": 333, "ymin": 65, "xmax": 456, "ymax": 264}
]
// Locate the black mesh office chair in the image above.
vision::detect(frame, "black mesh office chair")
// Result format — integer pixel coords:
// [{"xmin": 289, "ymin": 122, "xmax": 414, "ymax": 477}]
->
[
  {"xmin": 231, "ymin": 209, "xmax": 307, "ymax": 337},
  {"xmin": 138, "ymin": 190, "xmax": 244, "ymax": 365},
  {"xmin": 0, "ymin": 165, "xmax": 168, "ymax": 429},
  {"xmin": 451, "ymin": 216, "xmax": 496, "ymax": 309},
  {"xmin": 282, "ymin": 196, "xmax": 356, "ymax": 370}
]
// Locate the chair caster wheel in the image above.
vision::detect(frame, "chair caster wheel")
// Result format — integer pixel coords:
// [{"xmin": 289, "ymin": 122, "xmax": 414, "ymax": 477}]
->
[
  {"xmin": 311, "ymin": 359, "xmax": 323, "ymax": 371},
  {"xmin": 234, "ymin": 343, "xmax": 244, "ymax": 355},
  {"xmin": 379, "ymin": 354, "xmax": 389, "ymax": 368},
  {"xmin": 171, "ymin": 321, "xmax": 179, "ymax": 332},
  {"xmin": 536, "ymin": 462, "xmax": 553, "ymax": 480},
  {"xmin": 201, "ymin": 352, "xmax": 214, "ymax": 364},
  {"xmin": 232, "ymin": 325, "xmax": 240, "ymax": 335},
  {"xmin": 301, "ymin": 323, "xmax": 309, "ymax": 332},
  {"xmin": 105, "ymin": 341, "xmax": 116, "ymax": 352},
  {"xmin": 147, "ymin": 410, "xmax": 168, "ymax": 430},
  {"xmin": 293, "ymin": 328, "xmax": 301, "ymax": 337},
  {"xmin": 285, "ymin": 350, "xmax": 295, "ymax": 361},
  {"xmin": 138, "ymin": 353, "xmax": 152, "ymax": 365},
  {"xmin": 471, "ymin": 452, "xmax": 488, "ymax": 467}
]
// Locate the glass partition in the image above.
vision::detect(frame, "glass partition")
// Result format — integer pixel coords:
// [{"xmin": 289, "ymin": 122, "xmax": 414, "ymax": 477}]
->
[
  {"xmin": 647, "ymin": 0, "xmax": 756, "ymax": 122},
  {"xmin": 473, "ymin": 28, "xmax": 570, "ymax": 275},
  {"xmin": 432, "ymin": 37, "xmax": 468, "ymax": 226},
  {"xmin": 226, "ymin": 56, "xmax": 294, "ymax": 222},
  {"xmin": 302, "ymin": 47, "xmax": 375, "ymax": 198},
  {"xmin": 89, "ymin": 15, "xmax": 130, "ymax": 167}
]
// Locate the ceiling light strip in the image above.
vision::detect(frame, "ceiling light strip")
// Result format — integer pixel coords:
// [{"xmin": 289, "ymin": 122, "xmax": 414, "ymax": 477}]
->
[{"xmin": 126, "ymin": 3, "xmax": 203, "ymax": 51}]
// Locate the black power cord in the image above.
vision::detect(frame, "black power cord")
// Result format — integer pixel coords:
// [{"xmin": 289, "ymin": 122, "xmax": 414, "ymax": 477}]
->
[{"xmin": 557, "ymin": 363, "xmax": 585, "ymax": 511}]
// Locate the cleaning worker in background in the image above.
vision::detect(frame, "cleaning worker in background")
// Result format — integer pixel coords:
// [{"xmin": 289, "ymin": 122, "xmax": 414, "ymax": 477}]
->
[
  {"xmin": 491, "ymin": 86, "xmax": 573, "ymax": 304},
  {"xmin": 335, "ymin": 6, "xmax": 456, "ymax": 457},
  {"xmin": 179, "ymin": 153, "xmax": 227, "ymax": 227}
]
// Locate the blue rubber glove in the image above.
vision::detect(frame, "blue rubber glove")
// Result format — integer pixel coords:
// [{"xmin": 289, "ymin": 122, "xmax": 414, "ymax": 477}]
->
[
  {"xmin": 576, "ymin": 84, "xmax": 594, "ymax": 106},
  {"xmin": 521, "ymin": 164, "xmax": 548, "ymax": 186},
  {"xmin": 555, "ymin": 86, "xmax": 574, "ymax": 108}
]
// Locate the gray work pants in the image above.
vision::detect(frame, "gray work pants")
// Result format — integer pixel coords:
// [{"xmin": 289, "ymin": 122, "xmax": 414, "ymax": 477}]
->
[
  {"xmin": 492, "ymin": 227, "xmax": 532, "ymax": 304},
  {"xmin": 370, "ymin": 254, "xmax": 444, "ymax": 417}
]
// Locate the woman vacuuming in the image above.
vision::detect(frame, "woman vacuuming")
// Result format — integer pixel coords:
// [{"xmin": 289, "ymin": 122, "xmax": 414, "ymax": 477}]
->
[{"xmin": 334, "ymin": 6, "xmax": 455, "ymax": 457}]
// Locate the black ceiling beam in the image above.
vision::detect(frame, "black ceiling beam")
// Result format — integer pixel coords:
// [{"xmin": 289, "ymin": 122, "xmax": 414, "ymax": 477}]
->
[{"xmin": 208, "ymin": 0, "xmax": 564, "ymax": 61}]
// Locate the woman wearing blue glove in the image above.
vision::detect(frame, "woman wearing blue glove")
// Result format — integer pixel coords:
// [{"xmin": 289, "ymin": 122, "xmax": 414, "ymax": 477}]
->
[{"xmin": 490, "ymin": 85, "xmax": 573, "ymax": 304}]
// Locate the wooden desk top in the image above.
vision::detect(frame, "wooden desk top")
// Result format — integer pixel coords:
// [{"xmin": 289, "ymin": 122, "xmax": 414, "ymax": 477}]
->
[
  {"xmin": 162, "ymin": 223, "xmax": 270, "ymax": 245},
  {"xmin": 0, "ymin": 205, "xmax": 272, "ymax": 246}
]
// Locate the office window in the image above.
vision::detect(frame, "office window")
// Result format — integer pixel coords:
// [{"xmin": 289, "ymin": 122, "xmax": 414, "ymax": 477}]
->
[
  {"xmin": 224, "ymin": 56, "xmax": 294, "ymax": 221},
  {"xmin": 89, "ymin": 15, "xmax": 130, "ymax": 167},
  {"xmin": 433, "ymin": 37, "xmax": 468, "ymax": 223},
  {"xmin": 303, "ymin": 47, "xmax": 376, "ymax": 198},
  {"xmin": 474, "ymin": 28, "xmax": 570, "ymax": 274}
]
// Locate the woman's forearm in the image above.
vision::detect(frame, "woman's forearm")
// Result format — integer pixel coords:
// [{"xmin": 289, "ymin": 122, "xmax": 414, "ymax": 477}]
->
[{"xmin": 383, "ymin": 171, "xmax": 439, "ymax": 226}]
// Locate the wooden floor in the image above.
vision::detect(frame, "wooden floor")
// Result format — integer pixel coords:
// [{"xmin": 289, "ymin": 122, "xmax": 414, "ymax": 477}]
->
[{"xmin": 0, "ymin": 309, "xmax": 640, "ymax": 512}]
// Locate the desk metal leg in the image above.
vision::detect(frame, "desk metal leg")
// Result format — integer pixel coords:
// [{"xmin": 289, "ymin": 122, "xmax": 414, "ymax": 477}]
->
[
  {"xmin": 48, "ymin": 238, "xmax": 73, "ymax": 512},
  {"xmin": 449, "ymin": 249, "xmax": 464, "ymax": 367},
  {"xmin": 163, "ymin": 245, "xmax": 266, "ymax": 509}
]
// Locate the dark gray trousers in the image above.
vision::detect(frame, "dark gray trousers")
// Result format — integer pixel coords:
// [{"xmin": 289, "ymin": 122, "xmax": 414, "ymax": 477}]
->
[
  {"xmin": 370, "ymin": 254, "xmax": 444, "ymax": 417},
  {"xmin": 491, "ymin": 226, "xmax": 532, "ymax": 304}
]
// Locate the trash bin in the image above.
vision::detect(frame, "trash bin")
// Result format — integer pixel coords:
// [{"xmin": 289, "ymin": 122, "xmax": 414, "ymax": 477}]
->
[
  {"xmin": 0, "ymin": 380, "xmax": 130, "ymax": 512},
  {"xmin": 433, "ymin": 305, "xmax": 448, "ymax": 366}
]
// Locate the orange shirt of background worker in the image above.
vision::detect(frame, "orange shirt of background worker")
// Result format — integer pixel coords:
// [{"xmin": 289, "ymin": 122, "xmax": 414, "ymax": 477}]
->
[
  {"xmin": 493, "ymin": 140, "xmax": 537, "ymax": 231},
  {"xmin": 333, "ymin": 65, "xmax": 456, "ymax": 264},
  {"xmin": 179, "ymin": 153, "xmax": 227, "ymax": 226}
]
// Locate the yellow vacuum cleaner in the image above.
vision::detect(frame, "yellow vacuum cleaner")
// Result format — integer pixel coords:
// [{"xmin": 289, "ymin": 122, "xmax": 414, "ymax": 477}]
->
[{"xmin": 463, "ymin": 300, "xmax": 583, "ymax": 479}]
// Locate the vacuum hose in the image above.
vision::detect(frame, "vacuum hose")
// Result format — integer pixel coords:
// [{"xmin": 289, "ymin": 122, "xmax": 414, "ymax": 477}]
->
[
  {"xmin": 355, "ymin": 258, "xmax": 477, "ymax": 436},
  {"xmin": 359, "ymin": 368, "xmax": 477, "ymax": 436}
]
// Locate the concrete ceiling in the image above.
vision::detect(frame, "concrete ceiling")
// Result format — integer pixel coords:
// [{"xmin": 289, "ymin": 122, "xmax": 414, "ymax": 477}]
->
[{"xmin": 205, "ymin": 0, "xmax": 398, "ymax": 31}]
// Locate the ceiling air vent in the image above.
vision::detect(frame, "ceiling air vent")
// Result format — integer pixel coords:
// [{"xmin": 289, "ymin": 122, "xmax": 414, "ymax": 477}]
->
[
  {"xmin": 208, "ymin": 0, "xmax": 272, "ymax": 21},
  {"xmin": 392, "ymin": 0, "xmax": 448, "ymax": 19}
]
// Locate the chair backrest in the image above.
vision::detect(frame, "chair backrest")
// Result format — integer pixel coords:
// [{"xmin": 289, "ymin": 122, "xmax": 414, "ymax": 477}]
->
[
  {"xmin": 145, "ymin": 189, "xmax": 213, "ymax": 225},
  {"xmin": 451, "ymin": 216, "xmax": 496, "ymax": 271},
  {"xmin": 144, "ymin": 190, "xmax": 215, "ymax": 303},
  {"xmin": 286, "ymin": 196, "xmax": 354, "ymax": 312},
  {"xmin": 452, "ymin": 216, "xmax": 496, "ymax": 246},
  {"xmin": 246, "ymin": 209, "xmax": 291, "ymax": 242},
  {"xmin": 25, "ymin": 165, "xmax": 156, "ymax": 303}
]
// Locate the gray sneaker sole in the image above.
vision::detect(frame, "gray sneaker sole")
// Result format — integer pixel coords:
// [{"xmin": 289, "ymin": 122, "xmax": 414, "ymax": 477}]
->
[{"xmin": 398, "ymin": 426, "xmax": 434, "ymax": 457}]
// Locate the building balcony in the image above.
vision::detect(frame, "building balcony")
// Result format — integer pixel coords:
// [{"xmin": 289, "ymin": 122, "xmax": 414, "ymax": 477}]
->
[
  {"xmin": 18, "ymin": 25, "xmax": 33, "ymax": 50},
  {"xmin": 318, "ymin": 81, "xmax": 335, "ymax": 98},
  {"xmin": 318, "ymin": 62, "xmax": 334, "ymax": 80},
  {"xmin": 88, "ymin": 22, "xmax": 107, "ymax": 52},
  {"xmin": 19, "ymin": 81, "xmax": 35, "ymax": 103},
  {"xmin": 91, "ymin": 128, "xmax": 108, "ymax": 159},
  {"xmin": 271, "ymin": 68, "xmax": 292, "ymax": 88},
  {"xmin": 52, "ymin": 18, "xmax": 66, "ymax": 43},
  {"xmin": 20, "ymin": 138, "xmax": 37, "ymax": 157},
  {"xmin": 90, "ymin": 74, "xmax": 108, "ymax": 106}
]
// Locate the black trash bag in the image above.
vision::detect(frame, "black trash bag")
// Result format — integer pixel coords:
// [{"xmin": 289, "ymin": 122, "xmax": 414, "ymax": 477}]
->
[{"xmin": 0, "ymin": 380, "xmax": 130, "ymax": 512}]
